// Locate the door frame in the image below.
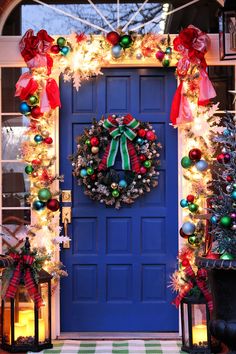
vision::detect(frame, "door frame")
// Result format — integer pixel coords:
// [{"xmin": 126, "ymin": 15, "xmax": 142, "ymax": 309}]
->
[{"xmin": 0, "ymin": 34, "xmax": 235, "ymax": 338}]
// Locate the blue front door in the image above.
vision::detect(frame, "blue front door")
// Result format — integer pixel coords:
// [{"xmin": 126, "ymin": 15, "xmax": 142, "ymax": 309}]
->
[{"xmin": 60, "ymin": 68, "xmax": 178, "ymax": 332}]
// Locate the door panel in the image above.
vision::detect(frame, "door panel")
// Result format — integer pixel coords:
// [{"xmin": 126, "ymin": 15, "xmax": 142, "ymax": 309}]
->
[{"xmin": 60, "ymin": 68, "xmax": 178, "ymax": 332}]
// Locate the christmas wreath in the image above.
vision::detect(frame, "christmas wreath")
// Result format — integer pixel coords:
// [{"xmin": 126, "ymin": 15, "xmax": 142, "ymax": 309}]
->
[{"xmin": 71, "ymin": 114, "xmax": 162, "ymax": 209}]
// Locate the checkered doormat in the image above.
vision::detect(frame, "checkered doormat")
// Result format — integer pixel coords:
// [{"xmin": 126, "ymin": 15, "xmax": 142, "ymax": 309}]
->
[{"xmin": 28, "ymin": 340, "xmax": 187, "ymax": 354}]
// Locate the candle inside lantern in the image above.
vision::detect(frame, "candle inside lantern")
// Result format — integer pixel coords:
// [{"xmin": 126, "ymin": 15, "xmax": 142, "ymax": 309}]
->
[
  {"xmin": 192, "ymin": 324, "xmax": 207, "ymax": 345},
  {"xmin": 28, "ymin": 318, "xmax": 45, "ymax": 342},
  {"xmin": 14, "ymin": 323, "xmax": 27, "ymax": 340}
]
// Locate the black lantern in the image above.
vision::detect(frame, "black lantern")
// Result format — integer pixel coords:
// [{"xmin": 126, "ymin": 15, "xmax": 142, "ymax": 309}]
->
[
  {"xmin": 1, "ymin": 240, "xmax": 53, "ymax": 352},
  {"xmin": 219, "ymin": 0, "xmax": 236, "ymax": 60},
  {"xmin": 181, "ymin": 296, "xmax": 211, "ymax": 353}
]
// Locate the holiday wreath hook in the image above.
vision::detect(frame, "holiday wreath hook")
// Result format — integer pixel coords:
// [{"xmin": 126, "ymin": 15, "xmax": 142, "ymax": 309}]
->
[{"xmin": 71, "ymin": 114, "xmax": 162, "ymax": 209}]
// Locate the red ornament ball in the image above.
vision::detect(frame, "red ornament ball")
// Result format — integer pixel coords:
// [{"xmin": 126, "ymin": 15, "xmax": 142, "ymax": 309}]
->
[
  {"xmin": 186, "ymin": 194, "xmax": 195, "ymax": 203},
  {"xmin": 31, "ymin": 106, "xmax": 43, "ymax": 119},
  {"xmin": 224, "ymin": 153, "xmax": 231, "ymax": 163},
  {"xmin": 146, "ymin": 131, "xmax": 155, "ymax": 141},
  {"xmin": 106, "ymin": 31, "xmax": 120, "ymax": 45},
  {"xmin": 182, "ymin": 259, "xmax": 190, "ymax": 267},
  {"xmin": 140, "ymin": 166, "xmax": 147, "ymax": 174},
  {"xmin": 189, "ymin": 148, "xmax": 202, "ymax": 161},
  {"xmin": 217, "ymin": 153, "xmax": 230, "ymax": 163},
  {"xmin": 139, "ymin": 154, "xmax": 147, "ymax": 162},
  {"xmin": 155, "ymin": 50, "xmax": 165, "ymax": 61},
  {"xmin": 137, "ymin": 129, "xmax": 146, "ymax": 138},
  {"xmin": 90, "ymin": 174, "xmax": 97, "ymax": 181},
  {"xmin": 90, "ymin": 137, "xmax": 99, "ymax": 146},
  {"xmin": 51, "ymin": 45, "xmax": 60, "ymax": 54},
  {"xmin": 227, "ymin": 175, "xmax": 233, "ymax": 182},
  {"xmin": 32, "ymin": 159, "xmax": 42, "ymax": 165},
  {"xmin": 179, "ymin": 228, "xmax": 188, "ymax": 239},
  {"xmin": 44, "ymin": 137, "xmax": 53, "ymax": 144},
  {"xmin": 47, "ymin": 198, "xmax": 60, "ymax": 212}
]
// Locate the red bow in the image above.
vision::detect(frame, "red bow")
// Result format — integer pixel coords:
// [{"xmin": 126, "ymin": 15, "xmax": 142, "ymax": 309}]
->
[
  {"xmin": 19, "ymin": 29, "xmax": 54, "ymax": 75},
  {"xmin": 5, "ymin": 253, "xmax": 43, "ymax": 309},
  {"xmin": 172, "ymin": 266, "xmax": 213, "ymax": 312}
]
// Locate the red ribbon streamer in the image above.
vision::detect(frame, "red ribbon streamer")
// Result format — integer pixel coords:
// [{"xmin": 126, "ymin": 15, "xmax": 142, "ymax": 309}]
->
[
  {"xmin": 46, "ymin": 78, "xmax": 61, "ymax": 109},
  {"xmin": 172, "ymin": 265, "xmax": 213, "ymax": 312},
  {"xmin": 5, "ymin": 253, "xmax": 43, "ymax": 309}
]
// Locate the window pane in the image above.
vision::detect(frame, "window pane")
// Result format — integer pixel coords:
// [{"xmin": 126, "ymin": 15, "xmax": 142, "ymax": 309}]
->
[
  {"xmin": 1, "ymin": 217, "xmax": 30, "ymax": 254},
  {"xmin": 208, "ymin": 66, "xmax": 235, "ymax": 111},
  {"xmin": 1, "ymin": 68, "xmax": 22, "ymax": 113},
  {"xmin": 2, "ymin": 162, "xmax": 30, "ymax": 207},
  {"xmin": 2, "ymin": 115, "xmax": 28, "ymax": 160}
]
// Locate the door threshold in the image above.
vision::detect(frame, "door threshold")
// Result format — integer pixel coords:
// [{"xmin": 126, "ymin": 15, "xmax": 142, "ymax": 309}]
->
[{"xmin": 58, "ymin": 332, "xmax": 180, "ymax": 340}]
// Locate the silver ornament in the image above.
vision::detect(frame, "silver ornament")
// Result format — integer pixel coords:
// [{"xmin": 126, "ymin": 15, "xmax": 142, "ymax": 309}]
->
[
  {"xmin": 226, "ymin": 185, "xmax": 233, "ymax": 193},
  {"xmin": 136, "ymin": 53, "xmax": 142, "ymax": 60},
  {"xmin": 222, "ymin": 148, "xmax": 227, "ymax": 153},
  {"xmin": 231, "ymin": 224, "xmax": 236, "ymax": 231}
]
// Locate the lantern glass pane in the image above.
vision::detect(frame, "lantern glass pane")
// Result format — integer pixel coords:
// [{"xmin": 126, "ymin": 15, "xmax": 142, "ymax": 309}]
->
[
  {"xmin": 39, "ymin": 282, "xmax": 49, "ymax": 343},
  {"xmin": 14, "ymin": 285, "xmax": 34, "ymax": 345},
  {"xmin": 191, "ymin": 304, "xmax": 208, "ymax": 347},
  {"xmin": 182, "ymin": 303, "xmax": 189, "ymax": 347},
  {"xmin": 3, "ymin": 299, "xmax": 11, "ymax": 345}
]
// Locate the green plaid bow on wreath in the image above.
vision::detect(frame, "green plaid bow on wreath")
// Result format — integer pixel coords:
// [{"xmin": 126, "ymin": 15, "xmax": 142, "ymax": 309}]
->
[{"xmin": 98, "ymin": 114, "xmax": 141, "ymax": 173}]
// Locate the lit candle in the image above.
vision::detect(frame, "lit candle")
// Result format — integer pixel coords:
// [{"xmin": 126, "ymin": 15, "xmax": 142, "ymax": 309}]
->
[
  {"xmin": 28, "ymin": 318, "xmax": 45, "ymax": 342},
  {"xmin": 14, "ymin": 323, "xmax": 27, "ymax": 340},
  {"xmin": 192, "ymin": 324, "xmax": 207, "ymax": 345},
  {"xmin": 19, "ymin": 309, "xmax": 34, "ymax": 324}
]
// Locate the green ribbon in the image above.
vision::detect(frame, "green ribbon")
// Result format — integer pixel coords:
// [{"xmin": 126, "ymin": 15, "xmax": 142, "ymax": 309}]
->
[{"xmin": 104, "ymin": 116, "xmax": 139, "ymax": 170}]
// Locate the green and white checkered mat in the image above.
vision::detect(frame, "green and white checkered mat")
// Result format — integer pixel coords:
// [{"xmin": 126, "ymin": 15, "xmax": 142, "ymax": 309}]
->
[{"xmin": 28, "ymin": 340, "xmax": 187, "ymax": 354}]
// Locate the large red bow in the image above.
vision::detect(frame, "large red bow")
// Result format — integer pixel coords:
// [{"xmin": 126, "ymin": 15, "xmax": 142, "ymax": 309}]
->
[
  {"xmin": 5, "ymin": 253, "xmax": 43, "ymax": 309},
  {"xmin": 172, "ymin": 266, "xmax": 213, "ymax": 312},
  {"xmin": 19, "ymin": 29, "xmax": 54, "ymax": 75}
]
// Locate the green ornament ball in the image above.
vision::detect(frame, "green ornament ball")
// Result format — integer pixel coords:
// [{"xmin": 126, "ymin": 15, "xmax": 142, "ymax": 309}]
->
[
  {"xmin": 188, "ymin": 234, "xmax": 200, "ymax": 247},
  {"xmin": 38, "ymin": 188, "xmax": 52, "ymax": 202},
  {"xmin": 85, "ymin": 139, "xmax": 91, "ymax": 146},
  {"xmin": 57, "ymin": 37, "xmax": 66, "ymax": 47},
  {"xmin": 112, "ymin": 189, "xmax": 120, "ymax": 198},
  {"xmin": 87, "ymin": 167, "xmax": 94, "ymax": 175},
  {"xmin": 233, "ymin": 183, "xmax": 236, "ymax": 189},
  {"xmin": 162, "ymin": 58, "xmax": 170, "ymax": 67},
  {"xmin": 144, "ymin": 160, "xmax": 152, "ymax": 168},
  {"xmin": 29, "ymin": 95, "xmax": 38, "ymax": 106},
  {"xmin": 25, "ymin": 165, "xmax": 34, "ymax": 175},
  {"xmin": 220, "ymin": 252, "xmax": 234, "ymax": 260},
  {"xmin": 181, "ymin": 156, "xmax": 193, "ymax": 168},
  {"xmin": 188, "ymin": 203, "xmax": 199, "ymax": 213},
  {"xmin": 220, "ymin": 216, "xmax": 232, "ymax": 228},
  {"xmin": 119, "ymin": 35, "xmax": 133, "ymax": 48}
]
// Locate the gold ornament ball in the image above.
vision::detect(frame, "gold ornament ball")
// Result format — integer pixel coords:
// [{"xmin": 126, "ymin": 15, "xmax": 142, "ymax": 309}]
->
[
  {"xmin": 41, "ymin": 130, "xmax": 50, "ymax": 138},
  {"xmin": 111, "ymin": 182, "xmax": 118, "ymax": 190},
  {"xmin": 91, "ymin": 146, "xmax": 99, "ymax": 154}
]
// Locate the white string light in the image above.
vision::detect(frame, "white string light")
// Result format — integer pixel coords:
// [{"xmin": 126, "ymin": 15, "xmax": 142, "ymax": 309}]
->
[
  {"xmin": 117, "ymin": 0, "xmax": 120, "ymax": 28},
  {"xmin": 33, "ymin": 0, "xmax": 109, "ymax": 33},
  {"xmin": 130, "ymin": 0, "xmax": 201, "ymax": 32},
  {"xmin": 122, "ymin": 0, "xmax": 150, "ymax": 32},
  {"xmin": 87, "ymin": 0, "xmax": 115, "ymax": 32}
]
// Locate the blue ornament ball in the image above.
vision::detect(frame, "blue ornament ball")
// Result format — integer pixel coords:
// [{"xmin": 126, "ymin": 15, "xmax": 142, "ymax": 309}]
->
[
  {"xmin": 61, "ymin": 46, "xmax": 70, "ymax": 55},
  {"xmin": 34, "ymin": 134, "xmax": 43, "ymax": 144},
  {"xmin": 19, "ymin": 102, "xmax": 31, "ymax": 115},
  {"xmin": 195, "ymin": 159, "xmax": 209, "ymax": 172},
  {"xmin": 223, "ymin": 129, "xmax": 230, "ymax": 136},
  {"xmin": 231, "ymin": 190, "xmax": 236, "ymax": 200},
  {"xmin": 80, "ymin": 169, "xmax": 87, "ymax": 177},
  {"xmin": 210, "ymin": 215, "xmax": 218, "ymax": 224},
  {"xmin": 33, "ymin": 200, "xmax": 46, "ymax": 211},
  {"xmin": 180, "ymin": 199, "xmax": 188, "ymax": 208},
  {"xmin": 119, "ymin": 179, "xmax": 127, "ymax": 188},
  {"xmin": 111, "ymin": 44, "xmax": 123, "ymax": 58},
  {"xmin": 182, "ymin": 222, "xmax": 196, "ymax": 236},
  {"xmin": 137, "ymin": 138, "xmax": 144, "ymax": 145}
]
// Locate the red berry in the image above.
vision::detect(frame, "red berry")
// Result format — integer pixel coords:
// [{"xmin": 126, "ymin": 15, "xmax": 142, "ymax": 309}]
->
[
  {"xmin": 31, "ymin": 106, "xmax": 43, "ymax": 119},
  {"xmin": 90, "ymin": 174, "xmax": 97, "ymax": 181},
  {"xmin": 140, "ymin": 166, "xmax": 147, "ymax": 174},
  {"xmin": 32, "ymin": 159, "xmax": 42, "ymax": 165},
  {"xmin": 106, "ymin": 31, "xmax": 120, "ymax": 45},
  {"xmin": 186, "ymin": 195, "xmax": 195, "ymax": 203},
  {"xmin": 44, "ymin": 137, "xmax": 53, "ymax": 144},
  {"xmin": 137, "ymin": 129, "xmax": 146, "ymax": 138},
  {"xmin": 227, "ymin": 175, "xmax": 233, "ymax": 182},
  {"xmin": 90, "ymin": 137, "xmax": 99, "ymax": 146},
  {"xmin": 139, "ymin": 154, "xmax": 147, "ymax": 162},
  {"xmin": 146, "ymin": 131, "xmax": 155, "ymax": 141}
]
